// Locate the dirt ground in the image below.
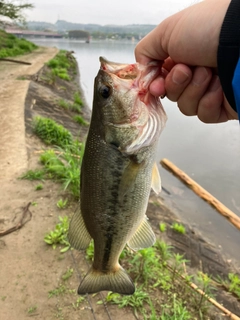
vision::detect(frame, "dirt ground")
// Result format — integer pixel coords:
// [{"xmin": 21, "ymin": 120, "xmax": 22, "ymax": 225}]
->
[{"xmin": 0, "ymin": 47, "xmax": 239, "ymax": 320}]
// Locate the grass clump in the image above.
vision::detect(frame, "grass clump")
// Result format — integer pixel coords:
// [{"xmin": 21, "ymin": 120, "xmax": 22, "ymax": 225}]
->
[
  {"xmin": 39, "ymin": 141, "xmax": 84, "ymax": 198},
  {"xmin": 46, "ymin": 50, "xmax": 76, "ymax": 81},
  {"xmin": 0, "ymin": 30, "xmax": 37, "ymax": 58},
  {"xmin": 73, "ymin": 115, "xmax": 89, "ymax": 126},
  {"xmin": 171, "ymin": 222, "xmax": 186, "ymax": 234},
  {"xmin": 33, "ymin": 116, "xmax": 73, "ymax": 148},
  {"xmin": 44, "ymin": 216, "xmax": 70, "ymax": 253},
  {"xmin": 19, "ymin": 169, "xmax": 45, "ymax": 181},
  {"xmin": 21, "ymin": 117, "xmax": 84, "ymax": 198}
]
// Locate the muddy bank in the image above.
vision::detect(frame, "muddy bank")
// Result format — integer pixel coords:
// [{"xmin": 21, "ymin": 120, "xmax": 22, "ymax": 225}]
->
[{"xmin": 0, "ymin": 47, "xmax": 239, "ymax": 319}]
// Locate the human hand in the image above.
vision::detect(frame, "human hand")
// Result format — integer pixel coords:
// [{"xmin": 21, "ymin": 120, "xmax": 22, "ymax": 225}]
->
[{"xmin": 135, "ymin": 0, "xmax": 238, "ymax": 122}]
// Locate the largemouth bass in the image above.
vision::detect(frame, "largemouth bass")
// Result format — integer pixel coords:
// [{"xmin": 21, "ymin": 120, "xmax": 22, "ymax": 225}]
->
[{"xmin": 68, "ymin": 57, "xmax": 167, "ymax": 295}]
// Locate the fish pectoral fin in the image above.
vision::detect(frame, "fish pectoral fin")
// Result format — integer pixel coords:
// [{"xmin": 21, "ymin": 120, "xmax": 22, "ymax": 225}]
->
[
  {"xmin": 119, "ymin": 161, "xmax": 142, "ymax": 200},
  {"xmin": 78, "ymin": 265, "xmax": 135, "ymax": 295},
  {"xmin": 151, "ymin": 162, "xmax": 162, "ymax": 194},
  {"xmin": 127, "ymin": 216, "xmax": 156, "ymax": 250},
  {"xmin": 68, "ymin": 208, "xmax": 92, "ymax": 250}
]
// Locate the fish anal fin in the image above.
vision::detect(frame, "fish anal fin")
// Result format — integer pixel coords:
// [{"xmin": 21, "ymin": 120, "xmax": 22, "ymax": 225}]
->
[
  {"xmin": 78, "ymin": 265, "xmax": 135, "ymax": 295},
  {"xmin": 151, "ymin": 162, "xmax": 161, "ymax": 194},
  {"xmin": 68, "ymin": 208, "xmax": 92, "ymax": 250},
  {"xmin": 127, "ymin": 216, "xmax": 156, "ymax": 250}
]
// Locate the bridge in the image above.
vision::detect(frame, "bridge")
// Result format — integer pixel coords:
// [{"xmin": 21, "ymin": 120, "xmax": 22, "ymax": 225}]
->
[{"xmin": 5, "ymin": 28, "xmax": 63, "ymax": 39}]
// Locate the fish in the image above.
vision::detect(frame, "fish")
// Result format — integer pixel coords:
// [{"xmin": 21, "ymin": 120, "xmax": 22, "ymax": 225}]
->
[{"xmin": 68, "ymin": 57, "xmax": 167, "ymax": 295}]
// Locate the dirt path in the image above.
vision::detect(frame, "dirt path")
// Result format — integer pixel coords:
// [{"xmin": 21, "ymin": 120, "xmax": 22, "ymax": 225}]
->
[{"xmin": 0, "ymin": 47, "xmax": 58, "ymax": 179}]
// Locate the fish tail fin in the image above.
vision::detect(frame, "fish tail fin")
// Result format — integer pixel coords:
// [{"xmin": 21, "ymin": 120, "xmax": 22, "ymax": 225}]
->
[{"xmin": 78, "ymin": 265, "xmax": 135, "ymax": 295}]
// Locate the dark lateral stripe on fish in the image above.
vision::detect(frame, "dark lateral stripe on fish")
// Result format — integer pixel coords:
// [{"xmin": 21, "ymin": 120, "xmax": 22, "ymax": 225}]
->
[{"xmin": 102, "ymin": 229, "xmax": 113, "ymax": 271}]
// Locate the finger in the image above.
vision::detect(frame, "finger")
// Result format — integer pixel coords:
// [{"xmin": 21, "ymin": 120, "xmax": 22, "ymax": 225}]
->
[
  {"xmin": 197, "ymin": 76, "xmax": 228, "ymax": 123},
  {"xmin": 162, "ymin": 57, "xmax": 176, "ymax": 72},
  {"xmin": 177, "ymin": 67, "xmax": 212, "ymax": 116},
  {"xmin": 165, "ymin": 64, "xmax": 192, "ymax": 101},
  {"xmin": 149, "ymin": 77, "xmax": 166, "ymax": 97}
]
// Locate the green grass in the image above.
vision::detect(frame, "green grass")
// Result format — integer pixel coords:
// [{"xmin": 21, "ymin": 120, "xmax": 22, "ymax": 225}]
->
[
  {"xmin": 57, "ymin": 198, "xmax": 68, "ymax": 209},
  {"xmin": 44, "ymin": 216, "xmax": 70, "ymax": 253},
  {"xmin": 73, "ymin": 115, "xmax": 89, "ymax": 126},
  {"xmin": 19, "ymin": 169, "xmax": 45, "ymax": 181},
  {"xmin": 62, "ymin": 268, "xmax": 73, "ymax": 281},
  {"xmin": 32, "ymin": 116, "xmax": 73, "ymax": 148},
  {"xmin": 94, "ymin": 241, "xmax": 215, "ymax": 319},
  {"xmin": 46, "ymin": 50, "xmax": 76, "ymax": 81},
  {"xmin": 0, "ymin": 30, "xmax": 37, "ymax": 58},
  {"xmin": 21, "ymin": 118, "xmax": 84, "ymax": 199},
  {"xmin": 171, "ymin": 222, "xmax": 186, "ymax": 234}
]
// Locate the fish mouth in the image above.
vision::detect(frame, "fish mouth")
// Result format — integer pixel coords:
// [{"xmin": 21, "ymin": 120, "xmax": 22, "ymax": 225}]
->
[
  {"xmin": 99, "ymin": 57, "xmax": 167, "ymax": 153},
  {"xmin": 100, "ymin": 56, "xmax": 138, "ymax": 80}
]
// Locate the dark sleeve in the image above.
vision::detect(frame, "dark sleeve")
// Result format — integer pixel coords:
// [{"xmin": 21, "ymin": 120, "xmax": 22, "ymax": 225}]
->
[{"xmin": 217, "ymin": 0, "xmax": 240, "ymax": 114}]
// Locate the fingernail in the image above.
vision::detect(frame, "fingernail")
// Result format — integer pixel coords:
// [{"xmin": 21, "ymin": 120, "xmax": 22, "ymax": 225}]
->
[
  {"xmin": 172, "ymin": 69, "xmax": 190, "ymax": 85},
  {"xmin": 192, "ymin": 67, "xmax": 209, "ymax": 86},
  {"xmin": 209, "ymin": 76, "xmax": 221, "ymax": 92}
]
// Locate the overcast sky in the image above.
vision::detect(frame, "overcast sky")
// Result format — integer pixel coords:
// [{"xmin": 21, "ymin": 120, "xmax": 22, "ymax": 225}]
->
[{"xmin": 26, "ymin": 0, "xmax": 198, "ymax": 25}]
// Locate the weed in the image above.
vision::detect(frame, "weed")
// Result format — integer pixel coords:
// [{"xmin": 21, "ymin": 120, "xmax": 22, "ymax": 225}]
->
[
  {"xmin": 62, "ymin": 268, "xmax": 73, "ymax": 281},
  {"xmin": 95, "ymin": 239, "xmax": 215, "ymax": 319},
  {"xmin": 217, "ymin": 273, "xmax": 240, "ymax": 298},
  {"xmin": 58, "ymin": 98, "xmax": 72, "ymax": 110},
  {"xmin": 44, "ymin": 216, "xmax": 70, "ymax": 252},
  {"xmin": 57, "ymin": 198, "xmax": 68, "ymax": 209},
  {"xmin": 27, "ymin": 305, "xmax": 37, "ymax": 314},
  {"xmin": 35, "ymin": 183, "xmax": 43, "ymax": 191},
  {"xmin": 159, "ymin": 222, "xmax": 167, "ymax": 232},
  {"xmin": 228, "ymin": 273, "xmax": 240, "ymax": 298},
  {"xmin": 160, "ymin": 295, "xmax": 191, "ymax": 319},
  {"xmin": 19, "ymin": 169, "xmax": 45, "ymax": 181},
  {"xmin": 40, "ymin": 142, "xmax": 83, "ymax": 198},
  {"xmin": 73, "ymin": 115, "xmax": 89, "ymax": 126},
  {"xmin": 171, "ymin": 222, "xmax": 186, "ymax": 234},
  {"xmin": 33, "ymin": 116, "xmax": 73, "ymax": 148},
  {"xmin": 1, "ymin": 296, "xmax": 6, "ymax": 301},
  {"xmin": 46, "ymin": 50, "xmax": 76, "ymax": 81},
  {"xmin": 73, "ymin": 92, "xmax": 83, "ymax": 106},
  {"xmin": 99, "ymin": 287, "xmax": 151, "ymax": 318},
  {"xmin": 31, "ymin": 202, "xmax": 38, "ymax": 206},
  {"xmin": 72, "ymin": 297, "xmax": 85, "ymax": 309},
  {"xmin": 86, "ymin": 240, "xmax": 94, "ymax": 261},
  {"xmin": 48, "ymin": 284, "xmax": 67, "ymax": 298}
]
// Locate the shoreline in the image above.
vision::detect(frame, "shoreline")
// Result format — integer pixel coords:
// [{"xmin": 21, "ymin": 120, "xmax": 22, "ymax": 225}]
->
[{"xmin": 0, "ymin": 47, "xmax": 239, "ymax": 318}]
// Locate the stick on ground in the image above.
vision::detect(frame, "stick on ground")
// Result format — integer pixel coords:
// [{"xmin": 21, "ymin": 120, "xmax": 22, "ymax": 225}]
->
[{"xmin": 0, "ymin": 202, "xmax": 32, "ymax": 237}]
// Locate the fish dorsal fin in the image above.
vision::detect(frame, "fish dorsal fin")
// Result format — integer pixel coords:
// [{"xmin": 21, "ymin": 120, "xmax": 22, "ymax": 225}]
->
[
  {"xmin": 151, "ymin": 162, "xmax": 161, "ymax": 194},
  {"xmin": 127, "ymin": 216, "xmax": 156, "ymax": 251},
  {"xmin": 68, "ymin": 207, "xmax": 92, "ymax": 250}
]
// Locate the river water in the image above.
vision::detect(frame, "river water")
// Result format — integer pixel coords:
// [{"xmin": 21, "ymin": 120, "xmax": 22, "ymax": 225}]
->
[{"xmin": 32, "ymin": 38, "xmax": 240, "ymax": 265}]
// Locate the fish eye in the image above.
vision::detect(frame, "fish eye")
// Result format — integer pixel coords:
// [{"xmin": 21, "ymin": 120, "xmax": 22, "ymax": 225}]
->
[{"xmin": 99, "ymin": 84, "xmax": 112, "ymax": 99}]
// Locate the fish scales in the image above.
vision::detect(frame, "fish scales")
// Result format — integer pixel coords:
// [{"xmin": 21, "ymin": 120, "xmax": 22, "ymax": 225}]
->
[{"xmin": 68, "ymin": 57, "xmax": 167, "ymax": 295}]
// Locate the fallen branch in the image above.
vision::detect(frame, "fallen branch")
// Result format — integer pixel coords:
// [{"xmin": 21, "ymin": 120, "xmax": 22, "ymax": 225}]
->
[
  {"xmin": 160, "ymin": 158, "xmax": 240, "ymax": 230},
  {"xmin": 0, "ymin": 202, "xmax": 32, "ymax": 237},
  {"xmin": 0, "ymin": 58, "xmax": 31, "ymax": 65}
]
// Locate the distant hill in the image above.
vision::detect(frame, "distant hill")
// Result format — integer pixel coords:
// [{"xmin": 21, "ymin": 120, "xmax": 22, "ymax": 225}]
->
[{"xmin": 26, "ymin": 20, "xmax": 156, "ymax": 38}]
